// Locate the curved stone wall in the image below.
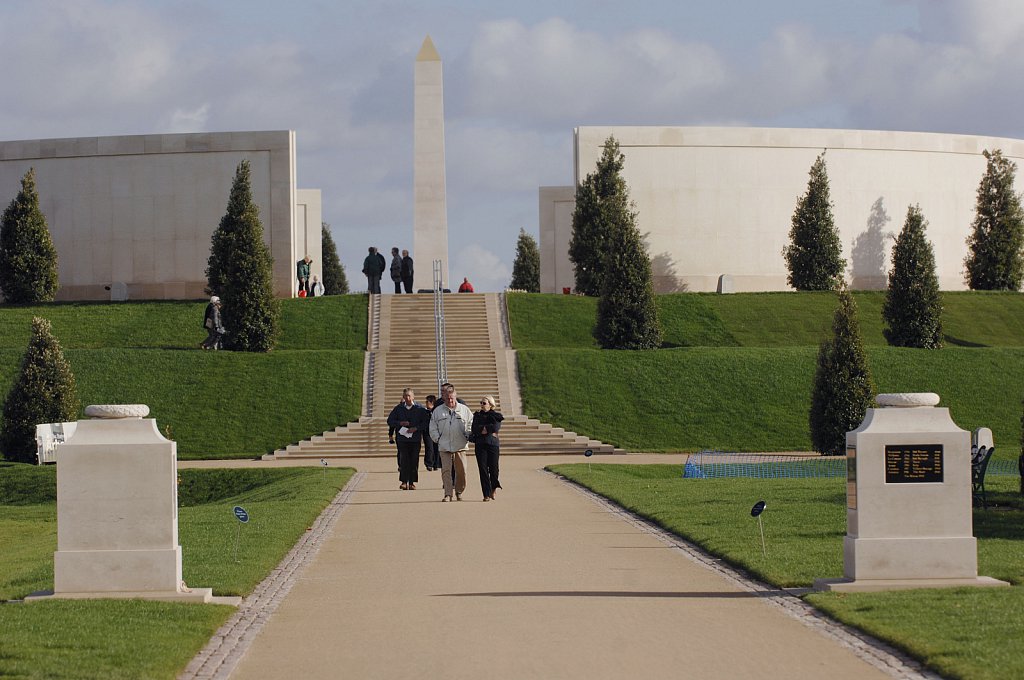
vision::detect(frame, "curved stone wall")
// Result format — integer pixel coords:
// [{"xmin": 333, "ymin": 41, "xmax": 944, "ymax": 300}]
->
[{"xmin": 541, "ymin": 126, "xmax": 1024, "ymax": 293}]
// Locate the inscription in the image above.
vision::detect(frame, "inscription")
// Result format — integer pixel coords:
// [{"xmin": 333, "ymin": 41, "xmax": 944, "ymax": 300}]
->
[{"xmin": 885, "ymin": 444, "xmax": 943, "ymax": 483}]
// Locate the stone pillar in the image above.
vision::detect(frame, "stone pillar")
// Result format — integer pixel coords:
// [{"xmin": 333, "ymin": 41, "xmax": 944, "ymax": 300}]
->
[
  {"xmin": 38, "ymin": 404, "xmax": 214, "ymax": 603},
  {"xmin": 815, "ymin": 393, "xmax": 1009, "ymax": 592},
  {"xmin": 413, "ymin": 35, "xmax": 449, "ymax": 290}
]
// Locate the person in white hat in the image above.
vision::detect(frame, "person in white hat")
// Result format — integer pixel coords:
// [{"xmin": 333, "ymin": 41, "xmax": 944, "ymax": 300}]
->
[{"xmin": 200, "ymin": 296, "xmax": 225, "ymax": 349}]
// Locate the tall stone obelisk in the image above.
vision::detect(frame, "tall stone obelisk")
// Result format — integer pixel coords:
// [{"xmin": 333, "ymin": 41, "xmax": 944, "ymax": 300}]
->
[{"xmin": 413, "ymin": 35, "xmax": 449, "ymax": 289}]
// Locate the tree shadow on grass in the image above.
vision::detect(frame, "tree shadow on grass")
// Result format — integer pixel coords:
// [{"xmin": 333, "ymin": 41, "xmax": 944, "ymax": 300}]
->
[
  {"xmin": 973, "ymin": 506, "xmax": 1024, "ymax": 540},
  {"xmin": 944, "ymin": 334, "xmax": 988, "ymax": 348}
]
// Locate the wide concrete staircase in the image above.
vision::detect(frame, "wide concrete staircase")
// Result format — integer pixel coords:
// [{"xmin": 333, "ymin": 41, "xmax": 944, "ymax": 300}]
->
[{"xmin": 266, "ymin": 292, "xmax": 622, "ymax": 459}]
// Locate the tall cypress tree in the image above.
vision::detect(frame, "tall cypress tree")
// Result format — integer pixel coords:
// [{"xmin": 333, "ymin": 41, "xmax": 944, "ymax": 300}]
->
[
  {"xmin": 510, "ymin": 228, "xmax": 541, "ymax": 292},
  {"xmin": 964, "ymin": 149, "xmax": 1024, "ymax": 290},
  {"xmin": 1, "ymin": 317, "xmax": 79, "ymax": 462},
  {"xmin": 590, "ymin": 141, "xmax": 661, "ymax": 350},
  {"xmin": 883, "ymin": 205, "xmax": 943, "ymax": 348},
  {"xmin": 809, "ymin": 287, "xmax": 874, "ymax": 456},
  {"xmin": 0, "ymin": 168, "xmax": 60, "ymax": 303},
  {"xmin": 321, "ymin": 222, "xmax": 348, "ymax": 295},
  {"xmin": 207, "ymin": 161, "xmax": 280, "ymax": 352},
  {"xmin": 783, "ymin": 152, "xmax": 845, "ymax": 291},
  {"xmin": 569, "ymin": 137, "xmax": 630, "ymax": 296}
]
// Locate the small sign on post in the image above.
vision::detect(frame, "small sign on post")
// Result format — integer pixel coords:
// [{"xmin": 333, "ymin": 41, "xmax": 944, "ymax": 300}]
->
[
  {"xmin": 320, "ymin": 458, "xmax": 328, "ymax": 482},
  {"xmin": 750, "ymin": 500, "xmax": 767, "ymax": 558},
  {"xmin": 584, "ymin": 448, "xmax": 593, "ymax": 473},
  {"xmin": 232, "ymin": 506, "xmax": 249, "ymax": 563}
]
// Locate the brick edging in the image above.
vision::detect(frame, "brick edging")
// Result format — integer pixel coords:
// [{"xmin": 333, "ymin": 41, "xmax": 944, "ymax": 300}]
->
[
  {"xmin": 179, "ymin": 472, "xmax": 366, "ymax": 680},
  {"xmin": 546, "ymin": 470, "xmax": 942, "ymax": 680}
]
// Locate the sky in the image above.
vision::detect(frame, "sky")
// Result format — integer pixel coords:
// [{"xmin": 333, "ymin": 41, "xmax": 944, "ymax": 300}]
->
[{"xmin": 3, "ymin": 0, "xmax": 1024, "ymax": 291}]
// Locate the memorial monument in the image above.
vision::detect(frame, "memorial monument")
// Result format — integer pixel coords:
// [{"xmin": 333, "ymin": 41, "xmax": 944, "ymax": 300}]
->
[
  {"xmin": 815, "ymin": 392, "xmax": 1009, "ymax": 592},
  {"xmin": 27, "ymin": 404, "xmax": 232, "ymax": 604},
  {"xmin": 413, "ymin": 35, "xmax": 450, "ymax": 289}
]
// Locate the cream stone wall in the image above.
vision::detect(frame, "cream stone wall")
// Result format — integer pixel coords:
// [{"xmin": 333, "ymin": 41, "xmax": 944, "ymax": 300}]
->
[
  {"xmin": 541, "ymin": 126, "xmax": 1024, "ymax": 293},
  {"xmin": 296, "ymin": 189, "xmax": 323, "ymax": 288},
  {"xmin": 0, "ymin": 130, "xmax": 310, "ymax": 300}
]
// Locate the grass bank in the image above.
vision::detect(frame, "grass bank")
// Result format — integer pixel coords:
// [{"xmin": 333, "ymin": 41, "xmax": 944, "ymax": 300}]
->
[
  {"xmin": 0, "ymin": 463, "xmax": 354, "ymax": 679},
  {"xmin": 510, "ymin": 292, "xmax": 1024, "ymax": 457},
  {"xmin": 552, "ymin": 463, "xmax": 1024, "ymax": 680},
  {"xmin": 0, "ymin": 296, "xmax": 367, "ymax": 458}
]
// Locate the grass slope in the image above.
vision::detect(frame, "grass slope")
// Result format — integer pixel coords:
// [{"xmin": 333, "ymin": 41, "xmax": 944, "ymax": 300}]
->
[
  {"xmin": 553, "ymin": 463, "xmax": 1024, "ymax": 680},
  {"xmin": 0, "ymin": 296, "xmax": 367, "ymax": 458},
  {"xmin": 511, "ymin": 292, "xmax": 1024, "ymax": 456}
]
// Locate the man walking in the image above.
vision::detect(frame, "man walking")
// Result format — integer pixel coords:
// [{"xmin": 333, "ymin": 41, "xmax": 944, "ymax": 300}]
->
[
  {"xmin": 429, "ymin": 384, "xmax": 473, "ymax": 501},
  {"xmin": 362, "ymin": 247, "xmax": 383, "ymax": 294},
  {"xmin": 401, "ymin": 249, "xmax": 414, "ymax": 293},
  {"xmin": 387, "ymin": 388, "xmax": 429, "ymax": 490},
  {"xmin": 389, "ymin": 247, "xmax": 403, "ymax": 293}
]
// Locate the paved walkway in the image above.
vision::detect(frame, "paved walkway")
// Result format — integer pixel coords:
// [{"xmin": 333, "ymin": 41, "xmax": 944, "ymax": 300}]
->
[{"xmin": 184, "ymin": 455, "xmax": 930, "ymax": 680}]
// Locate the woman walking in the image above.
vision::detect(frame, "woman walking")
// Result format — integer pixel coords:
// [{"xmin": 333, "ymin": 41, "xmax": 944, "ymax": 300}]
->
[{"xmin": 472, "ymin": 395, "xmax": 503, "ymax": 501}]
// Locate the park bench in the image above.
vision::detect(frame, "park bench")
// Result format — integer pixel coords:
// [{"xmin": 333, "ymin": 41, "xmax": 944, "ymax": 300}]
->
[{"xmin": 971, "ymin": 445, "xmax": 995, "ymax": 509}]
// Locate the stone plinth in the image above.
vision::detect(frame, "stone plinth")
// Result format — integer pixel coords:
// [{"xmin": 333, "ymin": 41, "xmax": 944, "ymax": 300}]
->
[
  {"xmin": 815, "ymin": 393, "xmax": 1009, "ymax": 592},
  {"xmin": 29, "ymin": 405, "xmax": 215, "ymax": 603}
]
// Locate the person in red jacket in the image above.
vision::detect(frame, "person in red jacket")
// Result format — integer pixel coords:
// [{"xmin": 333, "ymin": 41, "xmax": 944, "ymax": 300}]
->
[{"xmin": 458, "ymin": 277, "xmax": 474, "ymax": 293}]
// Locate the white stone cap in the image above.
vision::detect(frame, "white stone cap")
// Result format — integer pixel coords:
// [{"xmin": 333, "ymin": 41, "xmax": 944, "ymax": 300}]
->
[
  {"xmin": 875, "ymin": 393, "xmax": 940, "ymax": 408},
  {"xmin": 84, "ymin": 404, "xmax": 150, "ymax": 419}
]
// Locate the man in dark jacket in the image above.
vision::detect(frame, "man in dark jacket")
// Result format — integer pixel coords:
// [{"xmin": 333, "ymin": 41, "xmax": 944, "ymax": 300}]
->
[
  {"xmin": 362, "ymin": 247, "xmax": 383, "ymax": 294},
  {"xmin": 401, "ymin": 249, "xmax": 414, "ymax": 293},
  {"xmin": 387, "ymin": 388, "xmax": 430, "ymax": 490},
  {"xmin": 375, "ymin": 247, "xmax": 386, "ymax": 291},
  {"xmin": 389, "ymin": 247, "xmax": 403, "ymax": 293}
]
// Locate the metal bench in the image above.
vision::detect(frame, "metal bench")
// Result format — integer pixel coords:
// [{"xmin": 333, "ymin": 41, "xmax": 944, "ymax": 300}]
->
[{"xmin": 972, "ymin": 445, "xmax": 995, "ymax": 509}]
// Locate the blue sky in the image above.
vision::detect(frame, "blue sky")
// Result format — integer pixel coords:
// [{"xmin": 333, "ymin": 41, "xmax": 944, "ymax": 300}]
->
[{"xmin": 2, "ymin": 0, "xmax": 1023, "ymax": 290}]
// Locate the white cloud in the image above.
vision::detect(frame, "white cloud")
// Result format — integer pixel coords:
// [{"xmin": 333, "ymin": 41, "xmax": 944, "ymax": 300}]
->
[
  {"xmin": 451, "ymin": 244, "xmax": 512, "ymax": 293},
  {"xmin": 458, "ymin": 18, "xmax": 727, "ymax": 124},
  {"xmin": 166, "ymin": 104, "xmax": 210, "ymax": 133}
]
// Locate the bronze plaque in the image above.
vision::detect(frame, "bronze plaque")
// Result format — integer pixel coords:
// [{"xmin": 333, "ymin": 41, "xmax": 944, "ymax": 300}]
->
[{"xmin": 885, "ymin": 444, "xmax": 943, "ymax": 483}]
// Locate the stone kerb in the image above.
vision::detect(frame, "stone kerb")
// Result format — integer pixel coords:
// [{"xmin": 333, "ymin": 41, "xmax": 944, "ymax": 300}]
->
[{"xmin": 26, "ymin": 404, "xmax": 222, "ymax": 604}]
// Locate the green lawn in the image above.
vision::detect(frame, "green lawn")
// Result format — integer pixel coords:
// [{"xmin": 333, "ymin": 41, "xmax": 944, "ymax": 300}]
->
[
  {"xmin": 519, "ymin": 346, "xmax": 1024, "ymax": 456},
  {"xmin": 0, "ymin": 296, "xmax": 367, "ymax": 351},
  {"xmin": 0, "ymin": 464, "xmax": 354, "ymax": 679},
  {"xmin": 0, "ymin": 296, "xmax": 368, "ymax": 459},
  {"xmin": 510, "ymin": 291, "xmax": 1024, "ymax": 458},
  {"xmin": 509, "ymin": 291, "xmax": 1024, "ymax": 348},
  {"xmin": 552, "ymin": 463, "xmax": 1024, "ymax": 680}
]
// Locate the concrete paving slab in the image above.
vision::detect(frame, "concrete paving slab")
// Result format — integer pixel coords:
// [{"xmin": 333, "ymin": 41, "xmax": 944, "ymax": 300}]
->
[{"xmin": 213, "ymin": 455, "xmax": 910, "ymax": 680}]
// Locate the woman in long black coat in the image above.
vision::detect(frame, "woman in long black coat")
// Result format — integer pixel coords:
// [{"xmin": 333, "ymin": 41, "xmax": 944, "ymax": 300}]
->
[{"xmin": 471, "ymin": 395, "xmax": 504, "ymax": 501}]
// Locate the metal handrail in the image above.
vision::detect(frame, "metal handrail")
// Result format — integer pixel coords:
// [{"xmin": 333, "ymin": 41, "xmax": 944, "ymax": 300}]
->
[{"xmin": 432, "ymin": 259, "xmax": 447, "ymax": 394}]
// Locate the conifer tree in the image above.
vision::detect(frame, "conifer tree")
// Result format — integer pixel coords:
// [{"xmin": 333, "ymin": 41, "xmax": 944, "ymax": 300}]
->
[
  {"xmin": 0, "ymin": 168, "xmax": 60, "ymax": 303},
  {"xmin": 783, "ymin": 152, "xmax": 845, "ymax": 291},
  {"xmin": 590, "ymin": 144, "xmax": 661, "ymax": 350},
  {"xmin": 809, "ymin": 287, "xmax": 874, "ymax": 456},
  {"xmin": 883, "ymin": 205, "xmax": 943, "ymax": 348},
  {"xmin": 964, "ymin": 149, "xmax": 1024, "ymax": 290},
  {"xmin": 321, "ymin": 222, "xmax": 348, "ymax": 295},
  {"xmin": 207, "ymin": 161, "xmax": 280, "ymax": 351},
  {"xmin": 510, "ymin": 228, "xmax": 541, "ymax": 292},
  {"xmin": 569, "ymin": 137, "xmax": 630, "ymax": 296},
  {"xmin": 1, "ymin": 317, "xmax": 79, "ymax": 462}
]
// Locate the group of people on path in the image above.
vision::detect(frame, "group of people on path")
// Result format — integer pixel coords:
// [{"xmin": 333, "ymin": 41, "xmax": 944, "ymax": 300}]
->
[
  {"xmin": 363, "ymin": 246, "xmax": 414, "ymax": 294},
  {"xmin": 386, "ymin": 383, "xmax": 503, "ymax": 501},
  {"xmin": 296, "ymin": 255, "xmax": 325, "ymax": 297}
]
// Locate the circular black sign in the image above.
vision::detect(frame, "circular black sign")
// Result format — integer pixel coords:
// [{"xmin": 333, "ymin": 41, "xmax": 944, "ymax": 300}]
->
[
  {"xmin": 584, "ymin": 449, "xmax": 593, "ymax": 457},
  {"xmin": 750, "ymin": 500, "xmax": 767, "ymax": 517}
]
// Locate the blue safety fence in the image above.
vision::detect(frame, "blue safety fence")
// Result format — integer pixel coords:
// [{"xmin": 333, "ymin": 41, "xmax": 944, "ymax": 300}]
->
[
  {"xmin": 683, "ymin": 451, "xmax": 846, "ymax": 479},
  {"xmin": 683, "ymin": 450, "xmax": 1022, "ymax": 479}
]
